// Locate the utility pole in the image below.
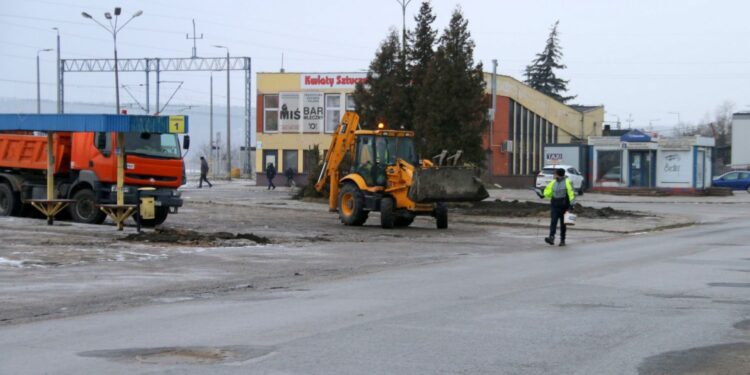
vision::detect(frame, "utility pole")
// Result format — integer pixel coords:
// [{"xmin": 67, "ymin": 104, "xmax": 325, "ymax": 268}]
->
[
  {"xmin": 36, "ymin": 49, "xmax": 53, "ymax": 113},
  {"xmin": 396, "ymin": 0, "xmax": 412, "ymax": 54},
  {"xmin": 214, "ymin": 45, "xmax": 231, "ymax": 179},
  {"xmin": 186, "ymin": 19, "xmax": 203, "ymax": 58},
  {"xmin": 52, "ymin": 28, "xmax": 61, "ymax": 113},
  {"xmin": 209, "ymin": 73, "xmax": 214, "ymax": 178},
  {"xmin": 625, "ymin": 114, "xmax": 634, "ymax": 129}
]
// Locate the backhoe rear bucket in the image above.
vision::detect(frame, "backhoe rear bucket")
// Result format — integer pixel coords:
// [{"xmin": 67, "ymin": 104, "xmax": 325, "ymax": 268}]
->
[{"xmin": 408, "ymin": 167, "xmax": 489, "ymax": 203}]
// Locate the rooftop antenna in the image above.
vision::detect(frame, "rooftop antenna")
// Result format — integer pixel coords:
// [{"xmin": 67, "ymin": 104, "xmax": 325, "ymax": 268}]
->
[
  {"xmin": 280, "ymin": 52, "xmax": 285, "ymax": 73},
  {"xmin": 625, "ymin": 113, "xmax": 634, "ymax": 129},
  {"xmin": 186, "ymin": 19, "xmax": 203, "ymax": 58}
]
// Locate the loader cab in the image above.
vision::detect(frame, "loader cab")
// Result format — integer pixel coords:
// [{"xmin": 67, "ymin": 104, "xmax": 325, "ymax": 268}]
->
[{"xmin": 352, "ymin": 131, "xmax": 417, "ymax": 186}]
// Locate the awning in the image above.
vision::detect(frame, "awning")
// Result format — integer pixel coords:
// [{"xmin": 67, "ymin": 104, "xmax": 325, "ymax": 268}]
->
[{"xmin": 0, "ymin": 114, "xmax": 188, "ymax": 134}]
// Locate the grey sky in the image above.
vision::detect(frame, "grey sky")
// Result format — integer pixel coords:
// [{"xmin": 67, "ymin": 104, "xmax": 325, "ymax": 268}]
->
[{"xmin": 1, "ymin": 0, "xmax": 748, "ymax": 132}]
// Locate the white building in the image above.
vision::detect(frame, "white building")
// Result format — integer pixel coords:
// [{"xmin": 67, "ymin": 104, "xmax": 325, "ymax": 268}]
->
[{"xmin": 731, "ymin": 113, "xmax": 750, "ymax": 168}]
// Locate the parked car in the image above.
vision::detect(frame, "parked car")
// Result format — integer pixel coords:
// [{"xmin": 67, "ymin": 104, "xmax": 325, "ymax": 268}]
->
[
  {"xmin": 536, "ymin": 164, "xmax": 585, "ymax": 195},
  {"xmin": 712, "ymin": 171, "xmax": 750, "ymax": 192}
]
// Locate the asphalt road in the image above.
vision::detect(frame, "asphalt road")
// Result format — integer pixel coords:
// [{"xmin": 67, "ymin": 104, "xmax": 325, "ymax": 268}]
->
[{"xmin": 1, "ymin": 205, "xmax": 749, "ymax": 374}]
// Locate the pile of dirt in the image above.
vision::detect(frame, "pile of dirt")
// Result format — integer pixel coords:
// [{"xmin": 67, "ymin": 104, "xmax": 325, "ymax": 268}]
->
[
  {"xmin": 451, "ymin": 199, "xmax": 640, "ymax": 219},
  {"xmin": 121, "ymin": 228, "xmax": 270, "ymax": 246}
]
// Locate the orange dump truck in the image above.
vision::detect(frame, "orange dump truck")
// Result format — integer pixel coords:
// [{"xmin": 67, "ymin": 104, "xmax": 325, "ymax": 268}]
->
[{"xmin": 0, "ymin": 114, "xmax": 189, "ymax": 225}]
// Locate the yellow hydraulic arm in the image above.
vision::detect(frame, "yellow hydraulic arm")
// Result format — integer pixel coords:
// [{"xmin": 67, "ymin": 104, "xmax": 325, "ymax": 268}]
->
[{"xmin": 315, "ymin": 112, "xmax": 360, "ymax": 212}]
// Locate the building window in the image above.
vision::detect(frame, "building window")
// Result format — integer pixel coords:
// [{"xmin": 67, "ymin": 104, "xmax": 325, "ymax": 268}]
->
[
  {"xmin": 325, "ymin": 94, "xmax": 341, "ymax": 133},
  {"xmin": 345, "ymin": 94, "xmax": 356, "ymax": 111},
  {"xmin": 303, "ymin": 148, "xmax": 319, "ymax": 174},
  {"xmin": 283, "ymin": 149, "xmax": 298, "ymax": 173},
  {"xmin": 264, "ymin": 95, "xmax": 279, "ymax": 132},
  {"xmin": 263, "ymin": 149, "xmax": 278, "ymax": 172},
  {"xmin": 597, "ymin": 150, "xmax": 622, "ymax": 184},
  {"xmin": 508, "ymin": 100, "xmax": 515, "ymax": 139}
]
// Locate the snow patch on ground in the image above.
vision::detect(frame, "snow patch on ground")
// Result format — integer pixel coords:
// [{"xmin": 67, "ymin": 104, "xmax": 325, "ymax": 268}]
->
[{"xmin": 0, "ymin": 257, "xmax": 24, "ymax": 267}]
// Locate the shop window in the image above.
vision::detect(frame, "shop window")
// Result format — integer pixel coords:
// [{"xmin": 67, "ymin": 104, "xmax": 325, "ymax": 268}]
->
[
  {"xmin": 283, "ymin": 149, "xmax": 298, "ymax": 173},
  {"xmin": 264, "ymin": 95, "xmax": 279, "ymax": 132},
  {"xmin": 303, "ymin": 149, "xmax": 318, "ymax": 174},
  {"xmin": 325, "ymin": 94, "xmax": 341, "ymax": 133},
  {"xmin": 597, "ymin": 150, "xmax": 622, "ymax": 183},
  {"xmin": 263, "ymin": 149, "xmax": 278, "ymax": 173}
]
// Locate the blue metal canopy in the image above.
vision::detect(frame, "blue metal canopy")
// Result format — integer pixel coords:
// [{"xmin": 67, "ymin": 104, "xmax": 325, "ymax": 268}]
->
[
  {"xmin": 0, "ymin": 114, "xmax": 188, "ymax": 134},
  {"xmin": 620, "ymin": 129, "xmax": 652, "ymax": 142}
]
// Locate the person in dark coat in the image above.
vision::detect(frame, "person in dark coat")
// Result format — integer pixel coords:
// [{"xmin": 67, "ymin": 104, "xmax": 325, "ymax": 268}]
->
[
  {"xmin": 266, "ymin": 162, "xmax": 276, "ymax": 190},
  {"xmin": 198, "ymin": 156, "xmax": 212, "ymax": 188},
  {"xmin": 284, "ymin": 167, "xmax": 295, "ymax": 187}
]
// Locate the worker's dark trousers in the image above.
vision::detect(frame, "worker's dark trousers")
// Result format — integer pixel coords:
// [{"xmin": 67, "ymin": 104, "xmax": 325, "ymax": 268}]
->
[
  {"xmin": 549, "ymin": 201, "xmax": 568, "ymax": 241},
  {"xmin": 267, "ymin": 177, "xmax": 275, "ymax": 189},
  {"xmin": 199, "ymin": 174, "xmax": 212, "ymax": 188}
]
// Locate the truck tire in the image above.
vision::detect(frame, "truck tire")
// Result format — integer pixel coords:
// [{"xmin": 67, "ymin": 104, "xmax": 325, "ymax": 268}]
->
[
  {"xmin": 380, "ymin": 196, "xmax": 395, "ymax": 229},
  {"xmin": 0, "ymin": 183, "xmax": 20, "ymax": 217},
  {"xmin": 394, "ymin": 214, "xmax": 415, "ymax": 227},
  {"xmin": 435, "ymin": 202, "xmax": 448, "ymax": 229},
  {"xmin": 338, "ymin": 183, "xmax": 368, "ymax": 226},
  {"xmin": 578, "ymin": 187, "xmax": 584, "ymax": 196},
  {"xmin": 70, "ymin": 189, "xmax": 106, "ymax": 224},
  {"xmin": 136, "ymin": 206, "xmax": 169, "ymax": 228}
]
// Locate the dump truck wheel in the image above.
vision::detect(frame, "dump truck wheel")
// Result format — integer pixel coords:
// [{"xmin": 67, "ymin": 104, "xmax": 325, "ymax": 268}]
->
[
  {"xmin": 435, "ymin": 203, "xmax": 448, "ymax": 229},
  {"xmin": 338, "ymin": 183, "xmax": 368, "ymax": 226},
  {"xmin": 380, "ymin": 197, "xmax": 395, "ymax": 229},
  {"xmin": 394, "ymin": 214, "xmax": 415, "ymax": 227},
  {"xmin": 578, "ymin": 188, "xmax": 584, "ymax": 196},
  {"xmin": 136, "ymin": 207, "xmax": 169, "ymax": 228},
  {"xmin": 0, "ymin": 183, "xmax": 20, "ymax": 216},
  {"xmin": 70, "ymin": 189, "xmax": 106, "ymax": 224}
]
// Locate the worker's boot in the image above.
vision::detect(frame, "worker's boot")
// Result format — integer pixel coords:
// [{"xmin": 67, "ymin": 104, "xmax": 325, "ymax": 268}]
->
[
  {"xmin": 559, "ymin": 237, "xmax": 566, "ymax": 247},
  {"xmin": 544, "ymin": 236, "xmax": 554, "ymax": 245}
]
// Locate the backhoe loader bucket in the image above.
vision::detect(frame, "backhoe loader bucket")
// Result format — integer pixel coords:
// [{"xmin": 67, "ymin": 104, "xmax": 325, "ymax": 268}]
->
[{"xmin": 408, "ymin": 167, "xmax": 489, "ymax": 203}]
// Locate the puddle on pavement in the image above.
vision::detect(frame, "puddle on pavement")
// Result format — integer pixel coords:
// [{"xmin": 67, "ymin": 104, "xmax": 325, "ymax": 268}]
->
[
  {"xmin": 733, "ymin": 319, "xmax": 750, "ymax": 331},
  {"xmin": 707, "ymin": 282, "xmax": 750, "ymax": 288},
  {"xmin": 79, "ymin": 345, "xmax": 275, "ymax": 365},
  {"xmin": 645, "ymin": 293, "xmax": 709, "ymax": 300},
  {"xmin": 638, "ymin": 342, "xmax": 750, "ymax": 375}
]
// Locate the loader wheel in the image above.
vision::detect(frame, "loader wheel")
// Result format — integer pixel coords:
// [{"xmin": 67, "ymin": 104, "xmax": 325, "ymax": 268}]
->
[
  {"xmin": 135, "ymin": 206, "xmax": 169, "ymax": 228},
  {"xmin": 70, "ymin": 189, "xmax": 106, "ymax": 224},
  {"xmin": 435, "ymin": 202, "xmax": 448, "ymax": 229},
  {"xmin": 0, "ymin": 183, "xmax": 20, "ymax": 217},
  {"xmin": 338, "ymin": 183, "xmax": 368, "ymax": 226},
  {"xmin": 394, "ymin": 214, "xmax": 415, "ymax": 227},
  {"xmin": 380, "ymin": 196, "xmax": 395, "ymax": 229}
]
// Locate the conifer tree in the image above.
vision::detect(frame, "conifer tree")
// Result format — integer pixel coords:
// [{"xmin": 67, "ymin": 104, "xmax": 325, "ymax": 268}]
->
[
  {"xmin": 353, "ymin": 29, "xmax": 410, "ymax": 130},
  {"xmin": 409, "ymin": 1, "xmax": 437, "ymax": 87},
  {"xmin": 524, "ymin": 21, "xmax": 576, "ymax": 103},
  {"xmin": 413, "ymin": 7, "xmax": 487, "ymax": 164}
]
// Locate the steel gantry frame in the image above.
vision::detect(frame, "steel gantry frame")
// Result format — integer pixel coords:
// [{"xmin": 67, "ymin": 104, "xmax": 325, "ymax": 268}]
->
[{"xmin": 58, "ymin": 56, "xmax": 253, "ymax": 175}]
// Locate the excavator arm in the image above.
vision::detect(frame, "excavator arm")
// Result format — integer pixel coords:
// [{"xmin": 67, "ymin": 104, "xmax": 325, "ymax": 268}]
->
[{"xmin": 315, "ymin": 112, "xmax": 360, "ymax": 211}]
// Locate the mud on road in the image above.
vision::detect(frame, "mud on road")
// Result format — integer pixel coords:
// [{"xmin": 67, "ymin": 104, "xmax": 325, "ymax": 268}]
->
[{"xmin": 0, "ymin": 183, "xmax": 668, "ymax": 327}]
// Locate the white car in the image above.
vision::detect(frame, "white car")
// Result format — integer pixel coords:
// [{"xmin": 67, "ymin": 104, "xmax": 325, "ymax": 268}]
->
[{"xmin": 536, "ymin": 164, "xmax": 585, "ymax": 195}]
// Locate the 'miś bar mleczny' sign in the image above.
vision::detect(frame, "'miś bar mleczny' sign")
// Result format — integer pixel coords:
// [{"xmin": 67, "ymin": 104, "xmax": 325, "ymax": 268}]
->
[{"xmin": 300, "ymin": 73, "xmax": 367, "ymax": 89}]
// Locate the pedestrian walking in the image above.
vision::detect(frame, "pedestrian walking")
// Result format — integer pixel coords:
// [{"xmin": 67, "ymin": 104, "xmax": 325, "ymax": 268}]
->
[
  {"xmin": 198, "ymin": 156, "xmax": 213, "ymax": 188},
  {"xmin": 543, "ymin": 168, "xmax": 576, "ymax": 246},
  {"xmin": 266, "ymin": 162, "xmax": 276, "ymax": 190},
  {"xmin": 284, "ymin": 167, "xmax": 295, "ymax": 187}
]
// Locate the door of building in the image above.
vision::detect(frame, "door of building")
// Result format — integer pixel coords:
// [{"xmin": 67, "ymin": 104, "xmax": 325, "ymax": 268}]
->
[
  {"xmin": 696, "ymin": 150, "xmax": 705, "ymax": 189},
  {"xmin": 262, "ymin": 150, "xmax": 278, "ymax": 173},
  {"xmin": 629, "ymin": 151, "xmax": 654, "ymax": 187}
]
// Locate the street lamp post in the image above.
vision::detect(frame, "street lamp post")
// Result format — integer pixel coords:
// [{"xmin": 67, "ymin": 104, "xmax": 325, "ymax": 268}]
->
[
  {"xmin": 52, "ymin": 27, "xmax": 61, "ymax": 113},
  {"xmin": 36, "ymin": 49, "xmax": 53, "ymax": 114},
  {"xmin": 82, "ymin": 8, "xmax": 143, "ymax": 114},
  {"xmin": 214, "ymin": 45, "xmax": 231, "ymax": 179}
]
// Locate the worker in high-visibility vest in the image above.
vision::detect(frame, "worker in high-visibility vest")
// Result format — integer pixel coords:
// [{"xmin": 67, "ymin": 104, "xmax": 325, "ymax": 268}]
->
[{"xmin": 543, "ymin": 168, "xmax": 576, "ymax": 246}]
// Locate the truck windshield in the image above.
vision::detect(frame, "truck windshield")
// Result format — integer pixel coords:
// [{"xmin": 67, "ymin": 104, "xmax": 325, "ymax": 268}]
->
[{"xmin": 125, "ymin": 133, "xmax": 181, "ymax": 159}]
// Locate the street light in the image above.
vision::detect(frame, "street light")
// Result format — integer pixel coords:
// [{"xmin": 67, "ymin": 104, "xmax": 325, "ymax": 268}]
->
[
  {"xmin": 52, "ymin": 27, "xmax": 62, "ymax": 113},
  {"xmin": 214, "ymin": 45, "xmax": 231, "ymax": 179},
  {"xmin": 667, "ymin": 111, "xmax": 681, "ymax": 125},
  {"xmin": 36, "ymin": 48, "xmax": 53, "ymax": 114},
  {"xmin": 81, "ymin": 7, "xmax": 143, "ymax": 114}
]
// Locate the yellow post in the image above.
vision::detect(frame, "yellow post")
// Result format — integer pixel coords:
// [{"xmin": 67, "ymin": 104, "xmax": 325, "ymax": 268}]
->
[
  {"xmin": 116, "ymin": 132, "xmax": 125, "ymax": 206},
  {"xmin": 46, "ymin": 133, "xmax": 54, "ymax": 201}
]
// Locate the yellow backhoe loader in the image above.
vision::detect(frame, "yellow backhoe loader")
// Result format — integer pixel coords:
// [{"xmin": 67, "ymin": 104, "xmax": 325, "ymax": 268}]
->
[{"xmin": 315, "ymin": 112, "xmax": 488, "ymax": 229}]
